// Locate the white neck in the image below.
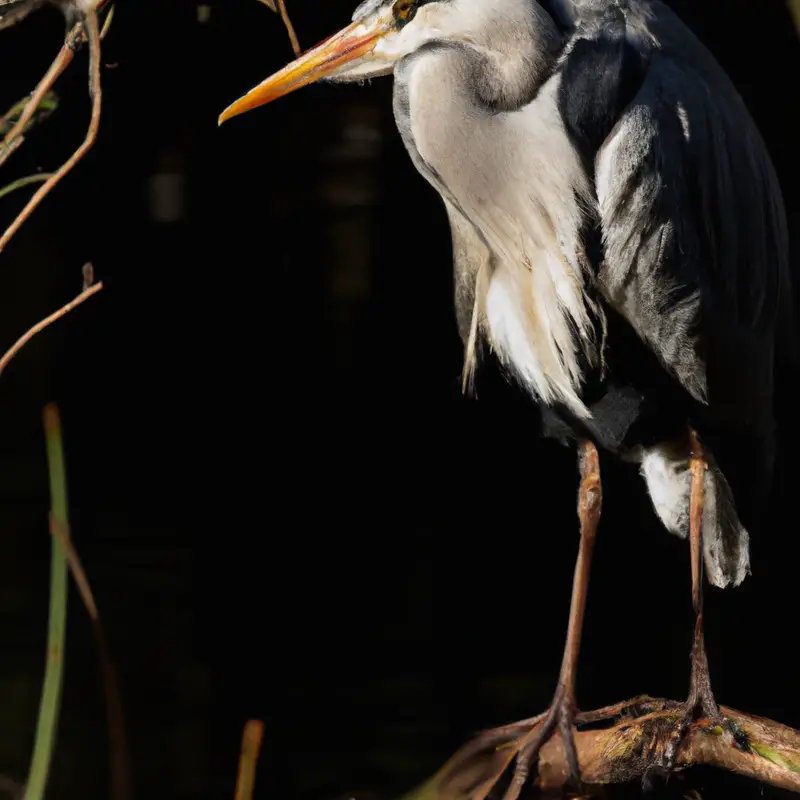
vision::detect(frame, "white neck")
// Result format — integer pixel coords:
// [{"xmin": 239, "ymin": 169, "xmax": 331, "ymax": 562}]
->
[{"xmin": 394, "ymin": 46, "xmax": 599, "ymax": 417}]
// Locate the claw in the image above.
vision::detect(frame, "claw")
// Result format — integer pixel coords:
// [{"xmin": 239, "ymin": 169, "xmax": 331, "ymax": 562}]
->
[
  {"xmin": 645, "ymin": 703, "xmax": 746, "ymax": 790},
  {"xmin": 472, "ymin": 690, "xmax": 582, "ymax": 800},
  {"xmin": 503, "ymin": 712, "xmax": 575, "ymax": 800}
]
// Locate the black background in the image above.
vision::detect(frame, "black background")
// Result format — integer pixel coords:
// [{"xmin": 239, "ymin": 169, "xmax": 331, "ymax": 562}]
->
[{"xmin": 0, "ymin": 0, "xmax": 799, "ymax": 797}]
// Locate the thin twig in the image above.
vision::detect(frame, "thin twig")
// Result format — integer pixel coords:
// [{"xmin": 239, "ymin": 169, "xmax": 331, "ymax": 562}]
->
[
  {"xmin": 0, "ymin": 8, "xmax": 102, "ymax": 253},
  {"xmin": 234, "ymin": 720, "xmax": 264, "ymax": 800},
  {"xmin": 49, "ymin": 514, "xmax": 131, "ymax": 800},
  {"xmin": 23, "ymin": 284, "xmax": 130, "ymax": 800},
  {"xmin": 1, "ymin": 5, "xmax": 124, "ymax": 796},
  {"xmin": 0, "ymin": 45, "xmax": 74, "ymax": 161},
  {"xmin": 0, "ymin": 172, "xmax": 51, "ymax": 201},
  {"xmin": 0, "ymin": 261, "xmax": 128, "ymax": 798},
  {"xmin": 50, "ymin": 517, "xmax": 99, "ymax": 619},
  {"xmin": 274, "ymin": 0, "xmax": 301, "ymax": 56},
  {"xmin": 0, "ymin": 1, "xmax": 112, "ymax": 158},
  {"xmin": 0, "ymin": 281, "xmax": 103, "ymax": 380},
  {"xmin": 253, "ymin": 0, "xmax": 300, "ymax": 55},
  {"xmin": 0, "ymin": 91, "xmax": 58, "ymax": 139},
  {"xmin": 0, "ymin": 266, "xmax": 130, "ymax": 799},
  {"xmin": 0, "ymin": 135, "xmax": 24, "ymax": 172}
]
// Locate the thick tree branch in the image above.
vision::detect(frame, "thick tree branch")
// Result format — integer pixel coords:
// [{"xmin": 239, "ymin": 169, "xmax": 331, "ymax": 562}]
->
[
  {"xmin": 405, "ymin": 697, "xmax": 800, "ymax": 799},
  {"xmin": 537, "ymin": 703, "xmax": 800, "ymax": 794}
]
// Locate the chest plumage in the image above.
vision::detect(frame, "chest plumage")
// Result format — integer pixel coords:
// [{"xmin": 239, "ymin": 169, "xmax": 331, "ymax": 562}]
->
[{"xmin": 395, "ymin": 48, "xmax": 601, "ymax": 418}]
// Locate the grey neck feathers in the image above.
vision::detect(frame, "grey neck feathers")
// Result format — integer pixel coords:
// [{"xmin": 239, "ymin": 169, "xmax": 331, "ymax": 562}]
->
[{"xmin": 468, "ymin": 3, "xmax": 562, "ymax": 112}]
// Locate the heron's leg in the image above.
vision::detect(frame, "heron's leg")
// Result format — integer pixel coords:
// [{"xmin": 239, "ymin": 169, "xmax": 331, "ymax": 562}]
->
[
  {"xmin": 654, "ymin": 431, "xmax": 749, "ymax": 776},
  {"xmin": 471, "ymin": 440, "xmax": 602, "ymax": 800},
  {"xmin": 563, "ymin": 440, "xmax": 602, "ymax": 690},
  {"xmin": 685, "ymin": 430, "xmax": 718, "ymax": 718}
]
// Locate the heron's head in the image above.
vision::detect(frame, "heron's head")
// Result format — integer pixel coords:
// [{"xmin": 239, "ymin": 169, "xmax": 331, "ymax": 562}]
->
[{"xmin": 218, "ymin": 0, "xmax": 561, "ymax": 125}]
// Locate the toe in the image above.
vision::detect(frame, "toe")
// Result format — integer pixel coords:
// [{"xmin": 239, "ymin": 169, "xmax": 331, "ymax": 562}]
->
[{"xmin": 557, "ymin": 711, "xmax": 581, "ymax": 786}]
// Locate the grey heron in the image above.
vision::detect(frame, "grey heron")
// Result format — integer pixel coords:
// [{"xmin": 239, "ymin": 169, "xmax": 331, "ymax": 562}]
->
[{"xmin": 218, "ymin": 0, "xmax": 794, "ymax": 794}]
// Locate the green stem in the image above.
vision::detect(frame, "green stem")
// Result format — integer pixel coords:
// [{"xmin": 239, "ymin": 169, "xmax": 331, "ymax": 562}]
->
[
  {"xmin": 100, "ymin": 4, "xmax": 116, "ymax": 39},
  {"xmin": 0, "ymin": 92, "xmax": 58, "ymax": 138},
  {"xmin": 0, "ymin": 174, "xmax": 51, "ymax": 202},
  {"xmin": 25, "ymin": 404, "xmax": 70, "ymax": 800}
]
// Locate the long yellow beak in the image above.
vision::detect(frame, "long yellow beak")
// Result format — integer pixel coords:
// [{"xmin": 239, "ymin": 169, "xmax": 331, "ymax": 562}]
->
[{"xmin": 218, "ymin": 18, "xmax": 393, "ymax": 125}]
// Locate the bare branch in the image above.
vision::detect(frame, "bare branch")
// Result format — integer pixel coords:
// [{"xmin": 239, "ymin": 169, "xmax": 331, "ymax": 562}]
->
[
  {"xmin": 252, "ymin": 0, "xmax": 301, "ymax": 56},
  {"xmin": 0, "ymin": 2, "xmax": 114, "ymax": 245},
  {"xmin": 0, "ymin": 280, "xmax": 103, "ymax": 381},
  {"xmin": 48, "ymin": 513, "xmax": 131, "ymax": 800},
  {"xmin": 0, "ymin": 5, "xmax": 127, "ymax": 797},
  {"xmin": 412, "ymin": 697, "xmax": 800, "ymax": 799},
  {"xmin": 234, "ymin": 720, "xmax": 264, "ymax": 800},
  {"xmin": 275, "ymin": 0, "xmax": 301, "ymax": 57},
  {"xmin": 0, "ymin": 8, "xmax": 102, "ymax": 253},
  {"xmin": 0, "ymin": 46, "xmax": 74, "ymax": 161},
  {"xmin": 0, "ymin": 90, "xmax": 58, "ymax": 140}
]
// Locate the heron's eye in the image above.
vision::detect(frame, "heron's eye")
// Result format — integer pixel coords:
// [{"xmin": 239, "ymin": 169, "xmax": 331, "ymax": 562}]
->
[{"xmin": 393, "ymin": 0, "xmax": 417, "ymax": 28}]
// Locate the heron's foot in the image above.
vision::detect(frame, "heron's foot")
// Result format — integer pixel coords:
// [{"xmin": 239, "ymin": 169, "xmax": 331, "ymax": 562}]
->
[
  {"xmin": 472, "ymin": 685, "xmax": 582, "ymax": 800},
  {"xmin": 643, "ymin": 684, "xmax": 750, "ymax": 788}
]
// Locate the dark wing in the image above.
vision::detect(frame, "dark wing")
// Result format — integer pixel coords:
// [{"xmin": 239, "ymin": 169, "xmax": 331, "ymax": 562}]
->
[{"xmin": 557, "ymin": 0, "xmax": 792, "ymax": 433}]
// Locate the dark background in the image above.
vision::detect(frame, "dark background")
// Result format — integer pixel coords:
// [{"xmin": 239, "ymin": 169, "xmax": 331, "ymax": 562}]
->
[{"xmin": 0, "ymin": 0, "xmax": 799, "ymax": 798}]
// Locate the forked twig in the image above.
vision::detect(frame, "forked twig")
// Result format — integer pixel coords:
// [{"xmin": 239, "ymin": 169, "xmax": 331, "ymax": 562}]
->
[
  {"xmin": 0, "ymin": 45, "xmax": 75, "ymax": 163},
  {"xmin": 1, "ymin": 2, "xmax": 114, "ymax": 251},
  {"xmin": 0, "ymin": 8, "xmax": 102, "ymax": 253}
]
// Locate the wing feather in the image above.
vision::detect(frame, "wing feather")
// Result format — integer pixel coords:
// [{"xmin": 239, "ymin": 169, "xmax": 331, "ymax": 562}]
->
[{"xmin": 559, "ymin": 0, "xmax": 792, "ymax": 429}]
